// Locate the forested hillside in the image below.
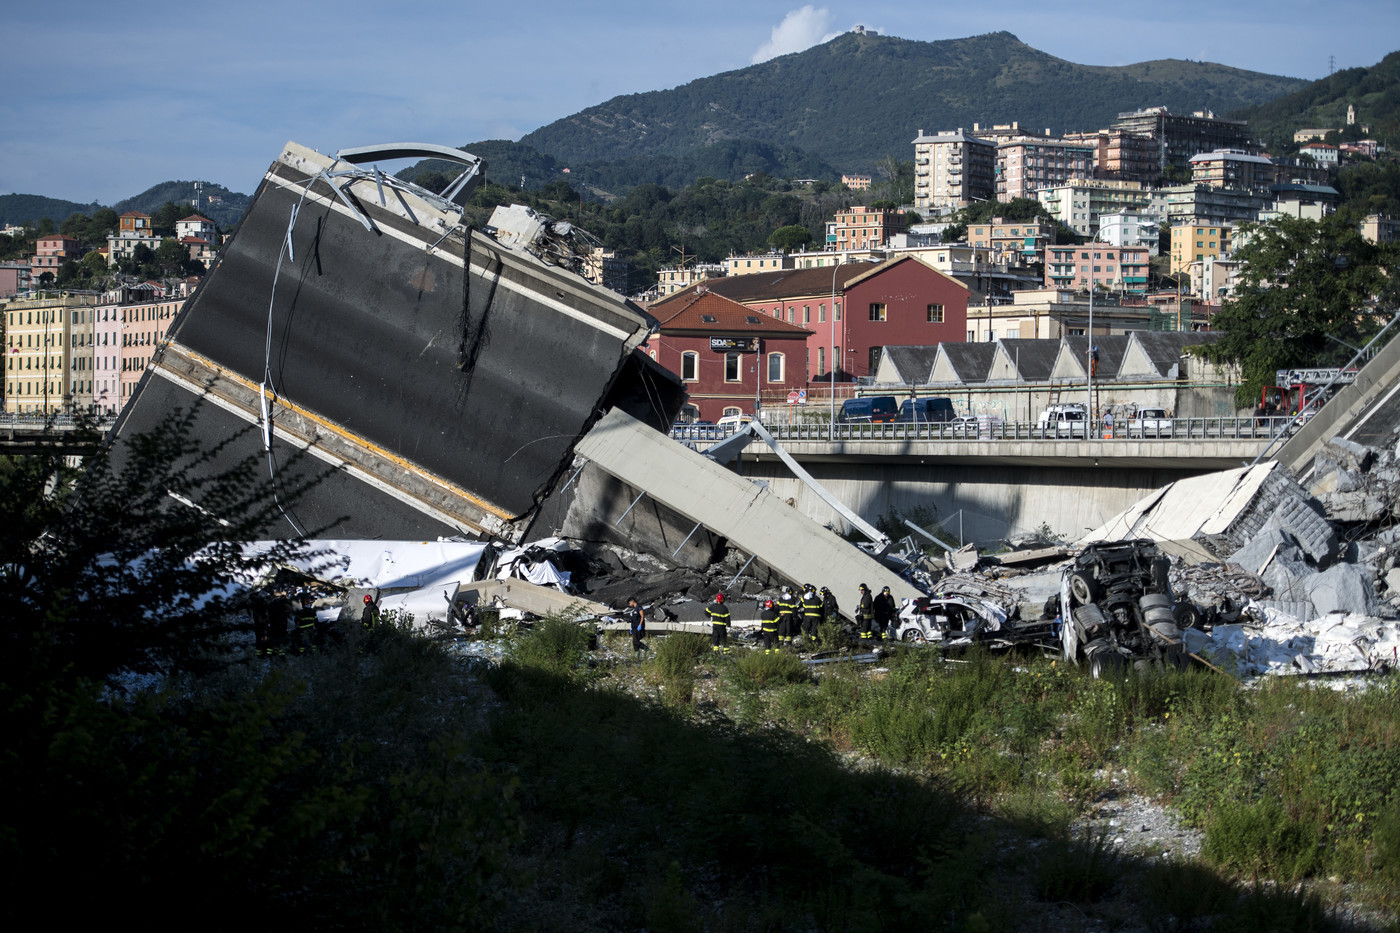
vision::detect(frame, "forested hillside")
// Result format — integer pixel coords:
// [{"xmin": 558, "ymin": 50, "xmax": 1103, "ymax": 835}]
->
[
  {"xmin": 1231, "ymin": 51, "xmax": 1400, "ymax": 152},
  {"xmin": 519, "ymin": 31, "xmax": 1306, "ymax": 175}
]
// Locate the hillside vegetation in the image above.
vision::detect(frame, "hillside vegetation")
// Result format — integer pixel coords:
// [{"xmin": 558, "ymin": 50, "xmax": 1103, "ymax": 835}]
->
[
  {"xmin": 519, "ymin": 31, "xmax": 1306, "ymax": 177},
  {"xmin": 1233, "ymin": 51, "xmax": 1400, "ymax": 152}
]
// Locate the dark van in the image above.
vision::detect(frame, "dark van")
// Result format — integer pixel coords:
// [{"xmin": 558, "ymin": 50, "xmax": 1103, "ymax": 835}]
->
[
  {"xmin": 896, "ymin": 397, "xmax": 956, "ymax": 423},
  {"xmin": 837, "ymin": 395, "xmax": 899, "ymax": 424}
]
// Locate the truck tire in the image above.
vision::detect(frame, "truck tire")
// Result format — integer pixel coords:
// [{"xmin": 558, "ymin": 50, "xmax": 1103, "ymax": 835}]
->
[{"xmin": 1069, "ymin": 571, "xmax": 1101, "ymax": 606}]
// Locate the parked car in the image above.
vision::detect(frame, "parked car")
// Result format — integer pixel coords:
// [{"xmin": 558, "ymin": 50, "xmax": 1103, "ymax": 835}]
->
[
  {"xmin": 895, "ymin": 397, "xmax": 956, "ymax": 424},
  {"xmin": 837, "ymin": 395, "xmax": 899, "ymax": 424},
  {"xmin": 950, "ymin": 414, "xmax": 1004, "ymax": 438},
  {"xmin": 1126, "ymin": 407, "xmax": 1174, "ymax": 438},
  {"xmin": 1037, "ymin": 404, "xmax": 1088, "ymax": 438}
]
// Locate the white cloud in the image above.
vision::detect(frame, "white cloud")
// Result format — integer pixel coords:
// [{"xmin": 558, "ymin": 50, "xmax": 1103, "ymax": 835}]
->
[{"xmin": 751, "ymin": 5, "xmax": 841, "ymax": 64}]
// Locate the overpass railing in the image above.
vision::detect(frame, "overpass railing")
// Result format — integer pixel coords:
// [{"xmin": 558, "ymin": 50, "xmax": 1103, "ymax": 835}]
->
[{"xmin": 670, "ymin": 416, "xmax": 1293, "ymax": 444}]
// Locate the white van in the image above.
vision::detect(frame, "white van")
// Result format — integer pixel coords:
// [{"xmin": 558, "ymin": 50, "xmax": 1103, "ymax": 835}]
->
[{"xmin": 1037, "ymin": 404, "xmax": 1088, "ymax": 438}]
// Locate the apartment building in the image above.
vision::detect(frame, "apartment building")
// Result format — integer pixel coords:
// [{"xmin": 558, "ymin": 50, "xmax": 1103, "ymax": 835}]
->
[
  {"xmin": 30, "ymin": 234, "xmax": 84, "ymax": 282},
  {"xmin": 1299, "ymin": 142, "xmax": 1339, "ymax": 166},
  {"xmin": 1360, "ymin": 214, "xmax": 1400, "ymax": 245},
  {"xmin": 724, "ymin": 253, "xmax": 795, "ymax": 276},
  {"xmin": 1044, "ymin": 244, "xmax": 1151, "ymax": 293},
  {"xmin": 1188, "ymin": 149, "xmax": 1276, "ymax": 194},
  {"xmin": 3, "ymin": 294, "xmax": 95, "ymax": 413},
  {"xmin": 1112, "ymin": 107, "xmax": 1257, "ymax": 174},
  {"xmin": 826, "ymin": 205, "xmax": 908, "ymax": 250},
  {"xmin": 91, "ymin": 284, "xmax": 188, "ymax": 414},
  {"xmin": 842, "ymin": 174, "xmax": 872, "ymax": 191},
  {"xmin": 1097, "ymin": 210, "xmax": 1160, "ymax": 251},
  {"xmin": 912, "ymin": 129, "xmax": 996, "ymax": 212},
  {"xmin": 1160, "ymin": 184, "xmax": 1270, "ymax": 227},
  {"xmin": 107, "ymin": 211, "xmax": 161, "ymax": 266},
  {"xmin": 1170, "ymin": 221, "xmax": 1232, "ymax": 274},
  {"xmin": 1037, "ymin": 180, "xmax": 1152, "ymax": 236},
  {"xmin": 580, "ymin": 247, "xmax": 629, "ymax": 294},
  {"xmin": 657, "ymin": 263, "xmax": 725, "ymax": 297},
  {"xmin": 966, "ymin": 218, "xmax": 1055, "ymax": 265},
  {"xmin": 995, "ymin": 137, "xmax": 1095, "ymax": 200}
]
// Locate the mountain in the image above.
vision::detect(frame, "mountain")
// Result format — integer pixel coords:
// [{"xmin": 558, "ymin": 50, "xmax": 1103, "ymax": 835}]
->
[
  {"xmin": 1230, "ymin": 51, "xmax": 1400, "ymax": 149},
  {"xmin": 112, "ymin": 181, "xmax": 251, "ymax": 231},
  {"xmin": 0, "ymin": 194, "xmax": 104, "ymax": 228},
  {"xmin": 0, "ymin": 181, "xmax": 251, "ymax": 231},
  {"xmin": 518, "ymin": 30, "xmax": 1309, "ymax": 175},
  {"xmin": 406, "ymin": 138, "xmax": 839, "ymax": 196}
]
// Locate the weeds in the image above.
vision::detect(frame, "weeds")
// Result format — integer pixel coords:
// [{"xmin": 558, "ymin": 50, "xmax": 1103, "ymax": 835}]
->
[
  {"xmin": 728, "ymin": 649, "xmax": 808, "ymax": 690},
  {"xmin": 507, "ymin": 613, "xmax": 593, "ymax": 681}
]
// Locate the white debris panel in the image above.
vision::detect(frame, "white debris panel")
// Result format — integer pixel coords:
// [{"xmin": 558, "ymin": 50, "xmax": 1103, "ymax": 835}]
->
[
  {"xmin": 1185, "ymin": 609, "xmax": 1400, "ymax": 678},
  {"xmin": 243, "ymin": 539, "xmax": 489, "ymax": 592}
]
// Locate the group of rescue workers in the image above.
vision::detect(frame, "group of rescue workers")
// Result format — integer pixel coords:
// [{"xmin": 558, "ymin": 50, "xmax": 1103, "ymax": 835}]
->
[
  {"xmin": 254, "ymin": 592, "xmax": 382, "ymax": 656},
  {"xmin": 703, "ymin": 582, "xmax": 899, "ymax": 654}
]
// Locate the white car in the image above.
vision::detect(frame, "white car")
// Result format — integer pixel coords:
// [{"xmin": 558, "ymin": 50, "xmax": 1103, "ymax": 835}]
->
[{"xmin": 1126, "ymin": 408, "xmax": 1174, "ymax": 437}]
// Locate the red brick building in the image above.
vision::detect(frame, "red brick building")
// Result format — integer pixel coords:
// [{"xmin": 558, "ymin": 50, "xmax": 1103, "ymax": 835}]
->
[
  {"xmin": 647, "ymin": 290, "xmax": 811, "ymax": 421},
  {"xmin": 652, "ymin": 256, "xmax": 968, "ymax": 381}
]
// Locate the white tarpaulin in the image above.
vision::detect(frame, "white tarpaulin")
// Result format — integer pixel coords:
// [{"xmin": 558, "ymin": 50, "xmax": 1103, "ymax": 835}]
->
[{"xmin": 243, "ymin": 539, "xmax": 489, "ymax": 591}]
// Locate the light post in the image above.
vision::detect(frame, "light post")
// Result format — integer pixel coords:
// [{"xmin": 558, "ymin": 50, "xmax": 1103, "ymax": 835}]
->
[{"xmin": 828, "ymin": 256, "xmax": 841, "ymax": 440}]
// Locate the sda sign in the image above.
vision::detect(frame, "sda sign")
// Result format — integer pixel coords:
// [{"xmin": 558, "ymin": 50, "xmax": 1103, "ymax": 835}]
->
[{"xmin": 710, "ymin": 337, "xmax": 760, "ymax": 352}]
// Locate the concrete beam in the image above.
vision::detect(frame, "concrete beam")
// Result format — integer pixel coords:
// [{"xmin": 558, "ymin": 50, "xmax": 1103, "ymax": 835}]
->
[{"xmin": 574, "ymin": 410, "xmax": 922, "ymax": 616}]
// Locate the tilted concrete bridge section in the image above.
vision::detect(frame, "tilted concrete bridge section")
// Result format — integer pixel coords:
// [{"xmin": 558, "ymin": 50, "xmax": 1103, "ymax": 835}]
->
[
  {"xmin": 1273, "ymin": 323, "xmax": 1400, "ymax": 483},
  {"xmin": 685, "ymin": 431, "xmax": 1268, "ymax": 545},
  {"xmin": 570, "ymin": 409, "xmax": 924, "ymax": 617}
]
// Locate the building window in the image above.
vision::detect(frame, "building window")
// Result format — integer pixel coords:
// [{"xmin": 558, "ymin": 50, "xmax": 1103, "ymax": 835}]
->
[
  {"xmin": 868, "ymin": 303, "xmax": 886, "ymax": 322},
  {"xmin": 767, "ymin": 352, "xmax": 784, "ymax": 383},
  {"xmin": 868, "ymin": 346, "xmax": 883, "ymax": 374},
  {"xmin": 818, "ymin": 303, "xmax": 826, "ymax": 323},
  {"xmin": 722, "ymin": 406, "xmax": 741, "ymax": 418},
  {"xmin": 803, "ymin": 305, "xmax": 810, "ymax": 324},
  {"xmin": 681, "ymin": 351, "xmax": 698, "ymax": 381},
  {"xmin": 817, "ymin": 347, "xmax": 825, "ymax": 373},
  {"xmin": 724, "ymin": 353, "xmax": 741, "ymax": 382},
  {"xmin": 835, "ymin": 302, "xmax": 841, "ymax": 322},
  {"xmin": 926, "ymin": 304, "xmax": 944, "ymax": 323}
]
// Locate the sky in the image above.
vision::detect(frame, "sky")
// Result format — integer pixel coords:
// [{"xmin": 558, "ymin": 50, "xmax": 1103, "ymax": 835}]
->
[{"xmin": 3, "ymin": 1, "xmax": 1396, "ymax": 206}]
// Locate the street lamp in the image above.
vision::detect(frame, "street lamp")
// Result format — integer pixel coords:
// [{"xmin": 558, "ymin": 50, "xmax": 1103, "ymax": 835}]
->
[{"xmin": 828, "ymin": 256, "xmax": 842, "ymax": 440}]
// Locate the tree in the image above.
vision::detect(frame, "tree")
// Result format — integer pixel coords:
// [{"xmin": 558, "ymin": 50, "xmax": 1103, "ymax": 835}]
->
[
  {"xmin": 768, "ymin": 224, "xmax": 813, "ymax": 252},
  {"xmin": 0, "ymin": 409, "xmax": 324, "ymax": 689},
  {"xmin": 1198, "ymin": 214, "xmax": 1400, "ymax": 406}
]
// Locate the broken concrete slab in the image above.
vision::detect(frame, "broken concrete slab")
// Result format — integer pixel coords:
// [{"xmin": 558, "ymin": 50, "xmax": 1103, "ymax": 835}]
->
[
  {"xmin": 458, "ymin": 578, "xmax": 611, "ymax": 620},
  {"xmin": 1307, "ymin": 563, "xmax": 1382, "ymax": 617},
  {"xmin": 569, "ymin": 409, "xmax": 922, "ymax": 619},
  {"xmin": 1084, "ymin": 461, "xmax": 1337, "ymax": 563}
]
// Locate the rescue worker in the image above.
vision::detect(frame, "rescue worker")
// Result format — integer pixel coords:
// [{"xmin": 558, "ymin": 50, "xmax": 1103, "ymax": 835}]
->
[
  {"xmin": 873, "ymin": 585, "xmax": 898, "ymax": 641},
  {"xmin": 293, "ymin": 593, "xmax": 318, "ymax": 654},
  {"xmin": 622, "ymin": 595, "xmax": 646, "ymax": 657},
  {"xmin": 362, "ymin": 593, "xmax": 381, "ymax": 630},
  {"xmin": 800, "ymin": 584, "xmax": 823, "ymax": 640},
  {"xmin": 776, "ymin": 585, "xmax": 800, "ymax": 646},
  {"xmin": 820, "ymin": 586, "xmax": 840, "ymax": 626},
  {"xmin": 856, "ymin": 583, "xmax": 875, "ymax": 640},
  {"xmin": 759, "ymin": 598, "xmax": 779, "ymax": 653},
  {"xmin": 706, "ymin": 592, "xmax": 732, "ymax": 654}
]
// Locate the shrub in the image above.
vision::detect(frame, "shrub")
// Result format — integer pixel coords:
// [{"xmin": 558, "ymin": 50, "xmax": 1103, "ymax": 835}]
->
[
  {"xmin": 1201, "ymin": 798, "xmax": 1321, "ymax": 881},
  {"xmin": 508, "ymin": 614, "xmax": 593, "ymax": 680},
  {"xmin": 728, "ymin": 649, "xmax": 808, "ymax": 690},
  {"xmin": 652, "ymin": 632, "xmax": 710, "ymax": 679}
]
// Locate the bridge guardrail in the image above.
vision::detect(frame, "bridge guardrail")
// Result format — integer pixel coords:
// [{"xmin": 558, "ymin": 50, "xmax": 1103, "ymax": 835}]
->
[{"xmin": 669, "ymin": 416, "xmax": 1293, "ymax": 445}]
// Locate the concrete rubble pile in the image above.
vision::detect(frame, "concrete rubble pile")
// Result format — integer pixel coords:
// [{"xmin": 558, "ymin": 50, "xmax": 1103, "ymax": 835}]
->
[{"xmin": 939, "ymin": 431, "xmax": 1400, "ymax": 680}]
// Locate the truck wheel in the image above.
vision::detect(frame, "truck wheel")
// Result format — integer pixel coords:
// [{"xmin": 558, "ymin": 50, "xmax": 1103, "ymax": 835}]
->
[{"xmin": 1069, "ymin": 571, "xmax": 1101, "ymax": 605}]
